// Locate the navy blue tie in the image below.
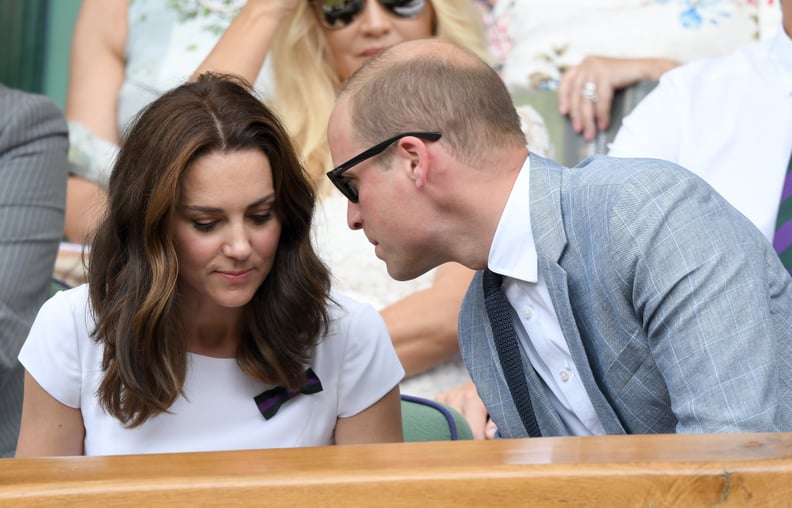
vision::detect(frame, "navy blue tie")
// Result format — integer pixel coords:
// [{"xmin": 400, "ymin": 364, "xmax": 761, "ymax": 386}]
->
[{"xmin": 483, "ymin": 269, "xmax": 542, "ymax": 437}]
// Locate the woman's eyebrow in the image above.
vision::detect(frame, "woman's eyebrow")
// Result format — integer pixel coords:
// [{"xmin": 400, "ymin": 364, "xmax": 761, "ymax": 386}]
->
[
  {"xmin": 181, "ymin": 193, "xmax": 275, "ymax": 213},
  {"xmin": 182, "ymin": 205, "xmax": 223, "ymax": 213},
  {"xmin": 245, "ymin": 194, "xmax": 276, "ymax": 210}
]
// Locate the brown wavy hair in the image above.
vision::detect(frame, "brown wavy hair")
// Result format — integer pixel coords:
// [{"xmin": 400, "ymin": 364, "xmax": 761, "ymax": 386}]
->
[{"xmin": 88, "ymin": 73, "xmax": 331, "ymax": 428}]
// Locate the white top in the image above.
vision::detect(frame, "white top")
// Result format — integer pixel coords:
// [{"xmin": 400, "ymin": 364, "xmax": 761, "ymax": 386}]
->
[
  {"xmin": 609, "ymin": 26, "xmax": 792, "ymax": 241},
  {"xmin": 488, "ymin": 155, "xmax": 606, "ymax": 436},
  {"xmin": 312, "ymin": 190, "xmax": 471, "ymax": 399},
  {"xmin": 19, "ymin": 285, "xmax": 403, "ymax": 456},
  {"xmin": 486, "ymin": 0, "xmax": 781, "ymax": 92}
]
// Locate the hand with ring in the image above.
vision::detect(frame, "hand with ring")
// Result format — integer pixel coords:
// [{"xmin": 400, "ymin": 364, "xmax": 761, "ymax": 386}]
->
[
  {"xmin": 557, "ymin": 55, "xmax": 681, "ymax": 140},
  {"xmin": 581, "ymin": 81, "xmax": 598, "ymax": 102}
]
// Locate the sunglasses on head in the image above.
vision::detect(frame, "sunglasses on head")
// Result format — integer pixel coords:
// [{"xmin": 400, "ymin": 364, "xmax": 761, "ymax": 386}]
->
[{"xmin": 309, "ymin": 0, "xmax": 427, "ymax": 30}]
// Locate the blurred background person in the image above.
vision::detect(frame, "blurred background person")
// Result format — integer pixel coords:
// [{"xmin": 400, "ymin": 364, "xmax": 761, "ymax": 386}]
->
[
  {"xmin": 482, "ymin": 0, "xmax": 781, "ymax": 141},
  {"xmin": 0, "ymin": 84, "xmax": 68, "ymax": 457},
  {"xmin": 609, "ymin": 0, "xmax": 792, "ymax": 275}
]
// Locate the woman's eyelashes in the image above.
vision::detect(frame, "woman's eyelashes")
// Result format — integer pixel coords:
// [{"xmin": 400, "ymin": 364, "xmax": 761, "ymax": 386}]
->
[
  {"xmin": 192, "ymin": 219, "xmax": 217, "ymax": 232},
  {"xmin": 191, "ymin": 211, "xmax": 274, "ymax": 232},
  {"xmin": 250, "ymin": 212, "xmax": 274, "ymax": 225}
]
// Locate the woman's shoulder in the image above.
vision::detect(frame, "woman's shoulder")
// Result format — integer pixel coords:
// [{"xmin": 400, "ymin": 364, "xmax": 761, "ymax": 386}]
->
[
  {"xmin": 326, "ymin": 290, "xmax": 379, "ymax": 321},
  {"xmin": 44, "ymin": 283, "xmax": 90, "ymax": 311},
  {"xmin": 322, "ymin": 291, "xmax": 390, "ymax": 349},
  {"xmin": 36, "ymin": 283, "xmax": 94, "ymax": 332}
]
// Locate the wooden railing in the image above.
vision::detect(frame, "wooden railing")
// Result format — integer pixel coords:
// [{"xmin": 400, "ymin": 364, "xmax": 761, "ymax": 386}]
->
[{"xmin": 2, "ymin": 432, "xmax": 792, "ymax": 506}]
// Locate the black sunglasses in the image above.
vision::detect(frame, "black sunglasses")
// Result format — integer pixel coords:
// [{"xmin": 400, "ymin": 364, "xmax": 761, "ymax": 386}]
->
[
  {"xmin": 326, "ymin": 131, "xmax": 441, "ymax": 202},
  {"xmin": 309, "ymin": 0, "xmax": 427, "ymax": 30}
]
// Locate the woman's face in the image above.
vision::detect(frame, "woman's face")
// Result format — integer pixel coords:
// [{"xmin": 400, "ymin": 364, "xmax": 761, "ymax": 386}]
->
[
  {"xmin": 316, "ymin": 0, "xmax": 436, "ymax": 81},
  {"xmin": 172, "ymin": 149, "xmax": 282, "ymax": 313}
]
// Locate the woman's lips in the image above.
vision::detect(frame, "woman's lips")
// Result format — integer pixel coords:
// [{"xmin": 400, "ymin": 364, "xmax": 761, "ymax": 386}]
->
[
  {"xmin": 360, "ymin": 47, "xmax": 386, "ymax": 58},
  {"xmin": 216, "ymin": 268, "xmax": 254, "ymax": 283}
]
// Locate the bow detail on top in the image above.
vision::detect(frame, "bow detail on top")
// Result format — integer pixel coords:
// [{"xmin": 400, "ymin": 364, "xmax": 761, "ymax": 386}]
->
[{"xmin": 254, "ymin": 368, "xmax": 323, "ymax": 420}]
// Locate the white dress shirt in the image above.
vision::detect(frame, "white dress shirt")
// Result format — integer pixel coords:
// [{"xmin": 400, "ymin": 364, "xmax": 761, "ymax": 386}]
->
[
  {"xmin": 488, "ymin": 155, "xmax": 606, "ymax": 436},
  {"xmin": 609, "ymin": 25, "xmax": 792, "ymax": 242}
]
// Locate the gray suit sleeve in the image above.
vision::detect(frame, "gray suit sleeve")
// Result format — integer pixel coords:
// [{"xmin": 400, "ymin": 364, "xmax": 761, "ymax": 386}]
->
[
  {"xmin": 0, "ymin": 85, "xmax": 68, "ymax": 455},
  {"xmin": 608, "ymin": 162, "xmax": 790, "ymax": 433}
]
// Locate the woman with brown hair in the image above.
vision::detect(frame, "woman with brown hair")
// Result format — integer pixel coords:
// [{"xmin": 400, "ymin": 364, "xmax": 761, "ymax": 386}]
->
[{"xmin": 15, "ymin": 73, "xmax": 403, "ymax": 456}]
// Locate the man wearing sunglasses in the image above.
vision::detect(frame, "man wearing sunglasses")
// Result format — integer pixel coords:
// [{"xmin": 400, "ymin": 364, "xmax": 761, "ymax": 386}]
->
[{"xmin": 326, "ymin": 39, "xmax": 792, "ymax": 439}]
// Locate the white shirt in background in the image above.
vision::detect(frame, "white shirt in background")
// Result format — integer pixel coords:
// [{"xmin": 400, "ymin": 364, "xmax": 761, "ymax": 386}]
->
[{"xmin": 609, "ymin": 26, "xmax": 792, "ymax": 241}]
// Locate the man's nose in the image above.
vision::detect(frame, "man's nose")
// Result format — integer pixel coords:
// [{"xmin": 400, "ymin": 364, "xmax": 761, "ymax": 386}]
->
[{"xmin": 347, "ymin": 201, "xmax": 363, "ymax": 230}]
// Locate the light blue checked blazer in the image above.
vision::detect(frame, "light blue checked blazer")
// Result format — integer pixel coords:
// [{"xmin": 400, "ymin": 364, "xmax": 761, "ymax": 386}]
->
[
  {"xmin": 459, "ymin": 153, "xmax": 792, "ymax": 437},
  {"xmin": 0, "ymin": 85, "xmax": 68, "ymax": 456}
]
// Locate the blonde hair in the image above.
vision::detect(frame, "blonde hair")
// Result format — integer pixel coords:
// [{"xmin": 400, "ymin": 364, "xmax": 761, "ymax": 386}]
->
[{"xmin": 270, "ymin": 0, "xmax": 488, "ymax": 194}]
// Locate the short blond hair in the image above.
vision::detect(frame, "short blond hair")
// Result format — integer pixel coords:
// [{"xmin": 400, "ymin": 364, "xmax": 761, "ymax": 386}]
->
[{"xmin": 341, "ymin": 40, "xmax": 526, "ymax": 168}]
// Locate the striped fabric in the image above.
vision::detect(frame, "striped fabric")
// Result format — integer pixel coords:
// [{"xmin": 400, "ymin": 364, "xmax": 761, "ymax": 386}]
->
[
  {"xmin": 0, "ymin": 85, "xmax": 68, "ymax": 456},
  {"xmin": 774, "ymin": 152, "xmax": 792, "ymax": 275}
]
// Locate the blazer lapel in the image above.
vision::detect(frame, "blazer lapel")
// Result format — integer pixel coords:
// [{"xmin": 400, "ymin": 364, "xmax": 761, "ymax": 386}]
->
[
  {"xmin": 529, "ymin": 154, "xmax": 626, "ymax": 435},
  {"xmin": 461, "ymin": 271, "xmax": 567, "ymax": 437}
]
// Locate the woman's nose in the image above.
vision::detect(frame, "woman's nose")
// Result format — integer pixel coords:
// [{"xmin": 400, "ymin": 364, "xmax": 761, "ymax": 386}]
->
[
  {"xmin": 222, "ymin": 223, "xmax": 252, "ymax": 259},
  {"xmin": 357, "ymin": 0, "xmax": 391, "ymax": 36}
]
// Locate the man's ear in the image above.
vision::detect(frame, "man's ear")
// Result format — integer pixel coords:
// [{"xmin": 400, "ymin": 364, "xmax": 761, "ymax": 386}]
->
[{"xmin": 397, "ymin": 137, "xmax": 429, "ymax": 190}]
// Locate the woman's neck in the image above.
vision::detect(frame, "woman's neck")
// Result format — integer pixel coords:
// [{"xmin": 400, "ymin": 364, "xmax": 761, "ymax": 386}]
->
[{"xmin": 180, "ymin": 303, "xmax": 246, "ymax": 358}]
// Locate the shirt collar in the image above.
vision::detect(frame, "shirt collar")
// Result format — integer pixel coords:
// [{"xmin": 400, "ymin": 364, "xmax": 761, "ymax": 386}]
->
[
  {"xmin": 772, "ymin": 23, "xmax": 792, "ymax": 96},
  {"xmin": 487, "ymin": 154, "xmax": 538, "ymax": 283}
]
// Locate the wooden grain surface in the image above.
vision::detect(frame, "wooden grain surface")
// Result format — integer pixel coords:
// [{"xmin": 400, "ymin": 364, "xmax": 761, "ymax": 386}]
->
[{"xmin": 2, "ymin": 432, "xmax": 791, "ymax": 507}]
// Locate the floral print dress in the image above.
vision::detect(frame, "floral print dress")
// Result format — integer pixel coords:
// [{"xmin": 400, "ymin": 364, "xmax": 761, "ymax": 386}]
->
[{"xmin": 480, "ymin": 0, "xmax": 782, "ymax": 92}]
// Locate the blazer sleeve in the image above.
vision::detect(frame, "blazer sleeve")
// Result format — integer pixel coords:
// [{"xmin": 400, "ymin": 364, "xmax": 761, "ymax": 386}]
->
[
  {"xmin": 0, "ymin": 86, "xmax": 69, "ymax": 386},
  {"xmin": 608, "ymin": 161, "xmax": 788, "ymax": 433}
]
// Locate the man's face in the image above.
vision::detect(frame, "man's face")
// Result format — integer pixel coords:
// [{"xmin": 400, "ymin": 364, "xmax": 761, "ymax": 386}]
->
[{"xmin": 327, "ymin": 99, "xmax": 439, "ymax": 281}]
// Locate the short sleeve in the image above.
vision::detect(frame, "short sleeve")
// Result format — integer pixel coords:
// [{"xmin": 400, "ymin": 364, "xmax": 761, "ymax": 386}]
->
[
  {"xmin": 18, "ymin": 286, "xmax": 89, "ymax": 408},
  {"xmin": 331, "ymin": 294, "xmax": 404, "ymax": 418},
  {"xmin": 608, "ymin": 68, "xmax": 688, "ymax": 161}
]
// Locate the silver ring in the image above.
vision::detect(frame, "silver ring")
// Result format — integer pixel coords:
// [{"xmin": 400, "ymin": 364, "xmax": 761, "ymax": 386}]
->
[{"xmin": 581, "ymin": 81, "xmax": 598, "ymax": 102}]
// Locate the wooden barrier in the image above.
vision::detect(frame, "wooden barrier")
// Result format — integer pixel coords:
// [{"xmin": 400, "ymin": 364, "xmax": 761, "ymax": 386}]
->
[{"xmin": 2, "ymin": 432, "xmax": 792, "ymax": 507}]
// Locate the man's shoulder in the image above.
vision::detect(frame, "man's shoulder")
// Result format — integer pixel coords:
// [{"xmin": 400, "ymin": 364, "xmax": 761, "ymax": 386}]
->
[
  {"xmin": 659, "ymin": 38, "xmax": 769, "ymax": 88},
  {"xmin": 0, "ymin": 85, "xmax": 58, "ymax": 110},
  {"xmin": 0, "ymin": 86, "xmax": 67, "ymax": 148},
  {"xmin": 0, "ymin": 86, "xmax": 64, "ymax": 126},
  {"xmin": 530, "ymin": 154, "xmax": 694, "ymax": 201},
  {"xmin": 571, "ymin": 154, "xmax": 689, "ymax": 181}
]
